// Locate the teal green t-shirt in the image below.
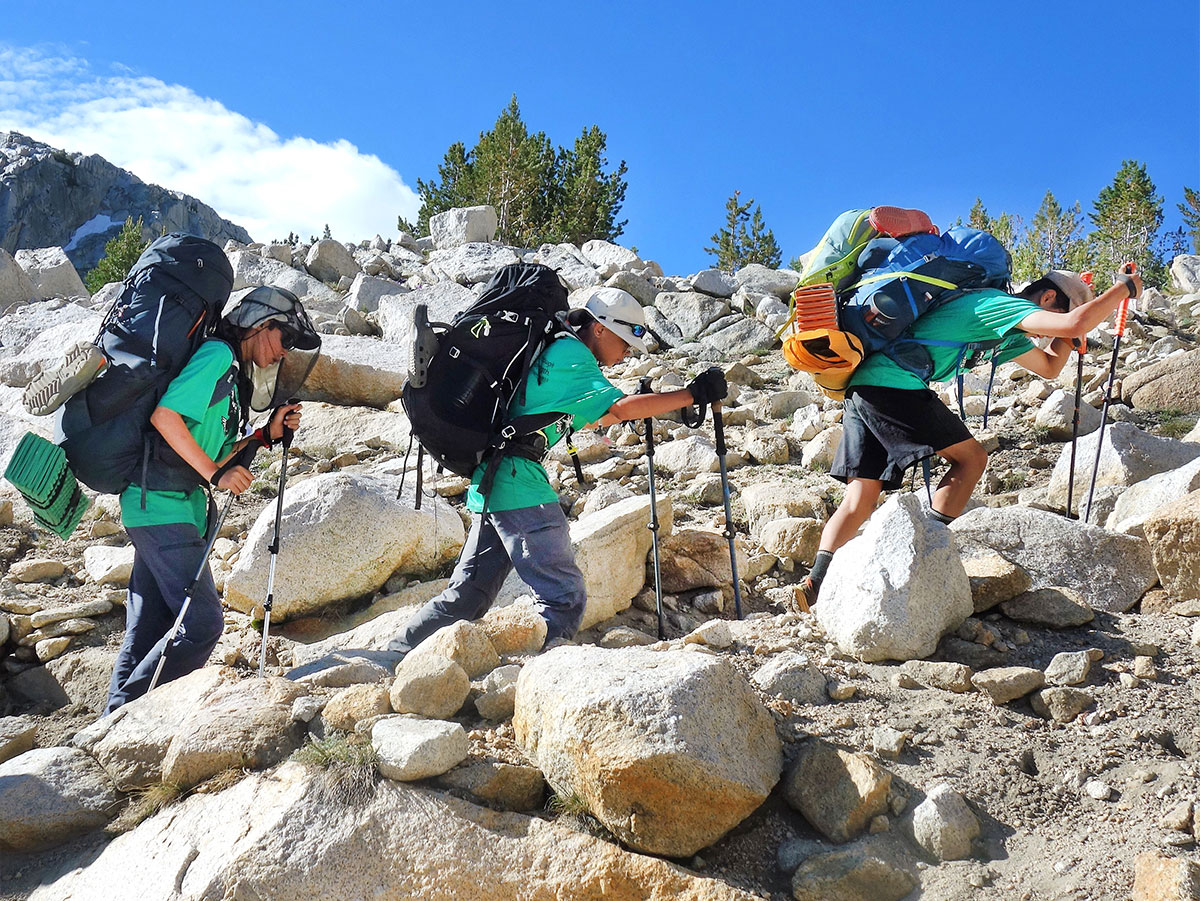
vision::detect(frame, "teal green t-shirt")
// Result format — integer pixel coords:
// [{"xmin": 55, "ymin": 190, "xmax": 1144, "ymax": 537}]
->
[
  {"xmin": 466, "ymin": 334, "xmax": 624, "ymax": 513},
  {"xmin": 120, "ymin": 340, "xmax": 240, "ymax": 531},
  {"xmin": 849, "ymin": 289, "xmax": 1040, "ymax": 390}
]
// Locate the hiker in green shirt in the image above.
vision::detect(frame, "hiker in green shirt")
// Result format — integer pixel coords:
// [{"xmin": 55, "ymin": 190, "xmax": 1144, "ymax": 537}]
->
[
  {"xmin": 800, "ymin": 268, "xmax": 1143, "ymax": 607},
  {"xmin": 387, "ymin": 288, "xmax": 727, "ymax": 655},
  {"xmin": 106, "ymin": 287, "xmax": 319, "ymax": 712}
]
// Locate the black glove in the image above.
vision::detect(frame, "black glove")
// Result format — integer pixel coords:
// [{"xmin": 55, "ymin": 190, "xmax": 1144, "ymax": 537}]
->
[{"xmin": 687, "ymin": 367, "xmax": 728, "ymax": 406}]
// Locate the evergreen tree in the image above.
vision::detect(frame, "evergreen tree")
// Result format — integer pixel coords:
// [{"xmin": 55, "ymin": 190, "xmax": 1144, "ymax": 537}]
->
[
  {"xmin": 403, "ymin": 96, "xmax": 628, "ymax": 247},
  {"xmin": 1179, "ymin": 186, "xmax": 1200, "ymax": 254},
  {"xmin": 1012, "ymin": 191, "xmax": 1087, "ymax": 283},
  {"xmin": 1088, "ymin": 159, "xmax": 1165, "ymax": 288},
  {"xmin": 549, "ymin": 126, "xmax": 629, "ymax": 246},
  {"xmin": 322, "ymin": 223, "xmax": 332, "ymax": 240},
  {"xmin": 705, "ymin": 191, "xmax": 782, "ymax": 271},
  {"xmin": 964, "ymin": 198, "xmax": 1019, "ymax": 249},
  {"xmin": 84, "ymin": 216, "xmax": 148, "ymax": 293}
]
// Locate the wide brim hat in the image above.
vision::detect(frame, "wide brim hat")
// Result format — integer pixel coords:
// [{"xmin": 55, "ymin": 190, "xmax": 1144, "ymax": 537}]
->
[
  {"xmin": 1044, "ymin": 270, "xmax": 1094, "ymax": 311},
  {"xmin": 224, "ymin": 285, "xmax": 322, "ymax": 350},
  {"xmin": 583, "ymin": 287, "xmax": 648, "ymax": 353}
]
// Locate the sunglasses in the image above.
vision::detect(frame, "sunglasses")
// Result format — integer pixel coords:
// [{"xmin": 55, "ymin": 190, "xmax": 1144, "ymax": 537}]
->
[
  {"xmin": 268, "ymin": 322, "xmax": 299, "ymax": 350},
  {"xmin": 599, "ymin": 315, "xmax": 647, "ymax": 339}
]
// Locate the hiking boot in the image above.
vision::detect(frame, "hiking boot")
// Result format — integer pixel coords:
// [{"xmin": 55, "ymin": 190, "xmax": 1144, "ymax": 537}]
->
[
  {"xmin": 22, "ymin": 341, "xmax": 106, "ymax": 416},
  {"xmin": 869, "ymin": 206, "xmax": 938, "ymax": 239},
  {"xmin": 792, "ymin": 577, "xmax": 818, "ymax": 614}
]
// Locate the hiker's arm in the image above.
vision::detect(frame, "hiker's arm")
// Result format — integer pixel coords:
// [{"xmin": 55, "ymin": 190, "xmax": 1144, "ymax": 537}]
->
[
  {"xmin": 1012, "ymin": 337, "xmax": 1075, "ymax": 379},
  {"xmin": 149, "ymin": 407, "xmax": 251, "ymax": 493},
  {"xmin": 1016, "ymin": 279, "xmax": 1139, "ymax": 340},
  {"xmin": 595, "ymin": 389, "xmax": 698, "ymax": 426}
]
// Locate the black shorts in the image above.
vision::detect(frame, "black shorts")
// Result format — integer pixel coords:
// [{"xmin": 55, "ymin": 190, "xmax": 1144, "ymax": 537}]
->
[{"xmin": 830, "ymin": 385, "xmax": 972, "ymax": 490}]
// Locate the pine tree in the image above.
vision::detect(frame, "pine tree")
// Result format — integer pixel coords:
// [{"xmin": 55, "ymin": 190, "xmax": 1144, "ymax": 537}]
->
[
  {"xmin": 1088, "ymin": 159, "xmax": 1165, "ymax": 288},
  {"xmin": 549, "ymin": 126, "xmax": 629, "ymax": 246},
  {"xmin": 1012, "ymin": 191, "xmax": 1087, "ymax": 283},
  {"xmin": 322, "ymin": 223, "xmax": 332, "ymax": 240},
  {"xmin": 403, "ymin": 97, "xmax": 628, "ymax": 247},
  {"xmin": 1179, "ymin": 187, "xmax": 1200, "ymax": 254},
  {"xmin": 704, "ymin": 191, "xmax": 782, "ymax": 271},
  {"xmin": 84, "ymin": 216, "xmax": 148, "ymax": 293}
]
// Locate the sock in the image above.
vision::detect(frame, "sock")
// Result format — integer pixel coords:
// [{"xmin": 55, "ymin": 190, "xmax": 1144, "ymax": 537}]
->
[
  {"xmin": 808, "ymin": 550, "xmax": 835, "ymax": 587},
  {"xmin": 929, "ymin": 508, "xmax": 957, "ymax": 525}
]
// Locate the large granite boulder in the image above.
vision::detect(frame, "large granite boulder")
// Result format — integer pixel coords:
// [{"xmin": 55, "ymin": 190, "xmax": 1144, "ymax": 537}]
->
[
  {"xmin": 0, "ymin": 747, "xmax": 119, "ymax": 852},
  {"xmin": 377, "ymin": 281, "xmax": 475, "ymax": 342},
  {"xmin": 429, "ymin": 205, "xmax": 498, "ymax": 249},
  {"xmin": 428, "ymin": 243, "xmax": 520, "ymax": 286},
  {"xmin": 224, "ymin": 470, "xmax": 465, "ymax": 620},
  {"xmin": 951, "ymin": 506, "xmax": 1158, "ymax": 613},
  {"xmin": 345, "ymin": 272, "xmax": 407, "ymax": 313},
  {"xmin": 513, "ymin": 645, "xmax": 781, "ymax": 857},
  {"xmin": 299, "ymin": 334, "xmax": 407, "ymax": 408},
  {"xmin": 0, "ymin": 246, "xmax": 37, "ymax": 308},
  {"xmin": 14, "ymin": 246, "xmax": 87, "ymax": 299},
  {"xmin": 29, "ymin": 760, "xmax": 752, "ymax": 901},
  {"xmin": 1107, "ymin": 456, "xmax": 1200, "ymax": 537},
  {"xmin": 288, "ymin": 402, "xmax": 410, "ymax": 455},
  {"xmin": 1170, "ymin": 255, "xmax": 1200, "ymax": 293},
  {"xmin": 1143, "ymin": 490, "xmax": 1200, "ymax": 601},
  {"xmin": 0, "ymin": 302, "xmax": 102, "ymax": 387},
  {"xmin": 1122, "ymin": 348, "xmax": 1200, "ymax": 412},
  {"xmin": 817, "ymin": 494, "xmax": 972, "ymax": 662},
  {"xmin": 228, "ymin": 250, "xmax": 343, "ymax": 316},
  {"xmin": 305, "ymin": 239, "xmax": 361, "ymax": 284},
  {"xmin": 1046, "ymin": 422, "xmax": 1200, "ymax": 512},
  {"xmin": 654, "ymin": 292, "xmax": 730, "ymax": 340}
]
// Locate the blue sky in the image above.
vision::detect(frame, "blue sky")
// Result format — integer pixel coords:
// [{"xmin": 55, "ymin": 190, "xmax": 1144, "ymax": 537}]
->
[{"xmin": 1, "ymin": 0, "xmax": 1197, "ymax": 276}]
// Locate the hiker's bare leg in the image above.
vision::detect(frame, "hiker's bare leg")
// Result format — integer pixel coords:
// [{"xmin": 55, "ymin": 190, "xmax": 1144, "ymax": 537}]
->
[
  {"xmin": 819, "ymin": 477, "xmax": 884, "ymax": 554},
  {"xmin": 932, "ymin": 437, "xmax": 988, "ymax": 517}
]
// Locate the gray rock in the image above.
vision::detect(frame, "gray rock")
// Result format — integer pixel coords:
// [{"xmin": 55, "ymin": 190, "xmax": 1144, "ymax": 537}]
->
[
  {"xmin": 734, "ymin": 263, "xmax": 797, "ymax": 298},
  {"xmin": 1034, "ymin": 388, "xmax": 1101, "ymax": 441},
  {"xmin": 744, "ymin": 428, "xmax": 790, "ymax": 465},
  {"xmin": 580, "ymin": 240, "xmax": 642, "ymax": 277},
  {"xmin": 1123, "ymin": 348, "xmax": 1200, "ymax": 413},
  {"xmin": 0, "ymin": 716, "xmax": 37, "ymax": 764},
  {"xmin": 14, "ymin": 246, "xmax": 87, "ymax": 299},
  {"xmin": 429, "ymin": 205, "xmax": 498, "ymax": 249},
  {"xmin": 433, "ymin": 759, "xmax": 545, "ymax": 812},
  {"xmin": 791, "ymin": 839, "xmax": 918, "ymax": 901},
  {"xmin": 899, "ymin": 660, "xmax": 974, "ymax": 693},
  {"xmin": 971, "ymin": 666, "xmax": 1044, "ymax": 704},
  {"xmin": 751, "ymin": 651, "xmax": 828, "ymax": 706},
  {"xmin": 1031, "ymin": 687, "xmax": 1094, "ymax": 722},
  {"xmin": 604, "ymin": 269, "xmax": 657, "ymax": 306},
  {"xmin": 1046, "ymin": 422, "xmax": 1200, "ymax": 511},
  {"xmin": 305, "ymin": 239, "xmax": 361, "ymax": 284},
  {"xmin": 741, "ymin": 481, "xmax": 827, "ymax": 536},
  {"xmin": 533, "ymin": 244, "xmax": 600, "ymax": 290},
  {"xmin": 1171, "ymin": 255, "xmax": 1200, "ymax": 294},
  {"xmin": 428, "ymin": 243, "xmax": 520, "ymax": 286},
  {"xmin": 300, "ymin": 333, "xmax": 407, "ymax": 408},
  {"xmin": 0, "ymin": 747, "xmax": 119, "ymax": 852},
  {"xmin": 344, "ymin": 272, "xmax": 407, "ymax": 313},
  {"xmin": 228, "ymin": 250, "xmax": 343, "ymax": 316},
  {"xmin": 783, "ymin": 739, "xmax": 891, "ymax": 843},
  {"xmin": 1143, "ymin": 490, "xmax": 1200, "ymax": 601},
  {"xmin": 654, "ymin": 434, "xmax": 719, "ymax": 474},
  {"xmin": 1044, "ymin": 650, "xmax": 1095, "ymax": 686},
  {"xmin": 963, "ymin": 552, "xmax": 1033, "ymax": 613},
  {"xmin": 817, "ymin": 494, "xmax": 972, "ymax": 662},
  {"xmin": 224, "ymin": 471, "xmax": 464, "ymax": 620},
  {"xmin": 701, "ymin": 315, "xmax": 777, "ymax": 357},
  {"xmin": 0, "ymin": 246, "xmax": 37, "ymax": 308},
  {"xmin": 951, "ymin": 506, "xmax": 1157, "ymax": 613},
  {"xmin": 377, "ymin": 281, "xmax": 476, "ymax": 342},
  {"xmin": 911, "ymin": 783, "xmax": 979, "ymax": 860},
  {"xmin": 1107, "ymin": 456, "xmax": 1200, "ymax": 537},
  {"xmin": 654, "ymin": 291, "xmax": 730, "ymax": 341},
  {"xmin": 372, "ymin": 715, "xmax": 469, "ymax": 781},
  {"xmin": 474, "ymin": 664, "xmax": 521, "ymax": 720},
  {"xmin": 690, "ymin": 269, "xmax": 738, "ymax": 297},
  {"xmin": 1000, "ymin": 587, "xmax": 1095, "ymax": 627}
]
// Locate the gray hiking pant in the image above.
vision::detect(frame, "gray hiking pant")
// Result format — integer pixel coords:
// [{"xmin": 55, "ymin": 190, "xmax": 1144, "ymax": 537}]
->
[
  {"xmin": 386, "ymin": 502, "xmax": 586, "ymax": 655},
  {"xmin": 105, "ymin": 522, "xmax": 224, "ymax": 713}
]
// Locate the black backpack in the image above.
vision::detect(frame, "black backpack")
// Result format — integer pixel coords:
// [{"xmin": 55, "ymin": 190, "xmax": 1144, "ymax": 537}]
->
[
  {"xmin": 59, "ymin": 233, "xmax": 236, "ymax": 496},
  {"xmin": 401, "ymin": 262, "xmax": 576, "ymax": 489}
]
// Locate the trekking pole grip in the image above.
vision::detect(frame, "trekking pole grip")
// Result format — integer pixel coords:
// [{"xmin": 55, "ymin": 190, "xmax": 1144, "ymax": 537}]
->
[{"xmin": 711, "ymin": 401, "xmax": 727, "ymax": 456}]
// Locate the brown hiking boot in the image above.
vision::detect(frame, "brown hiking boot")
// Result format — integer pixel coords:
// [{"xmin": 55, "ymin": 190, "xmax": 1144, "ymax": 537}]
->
[
  {"xmin": 791, "ymin": 577, "xmax": 818, "ymax": 614},
  {"xmin": 22, "ymin": 341, "xmax": 106, "ymax": 416}
]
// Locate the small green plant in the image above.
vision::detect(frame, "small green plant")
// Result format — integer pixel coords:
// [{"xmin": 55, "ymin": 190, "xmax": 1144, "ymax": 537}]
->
[
  {"xmin": 108, "ymin": 780, "xmax": 182, "ymax": 833},
  {"xmin": 547, "ymin": 790, "xmax": 610, "ymax": 838},
  {"xmin": 998, "ymin": 471, "xmax": 1028, "ymax": 492},
  {"xmin": 1157, "ymin": 410, "xmax": 1198, "ymax": 439},
  {"xmin": 293, "ymin": 735, "xmax": 379, "ymax": 806},
  {"xmin": 1031, "ymin": 424, "xmax": 1053, "ymax": 443}
]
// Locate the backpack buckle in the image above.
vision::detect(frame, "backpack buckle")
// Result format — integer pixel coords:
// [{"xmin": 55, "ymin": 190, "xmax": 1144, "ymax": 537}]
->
[
  {"xmin": 448, "ymin": 346, "xmax": 460, "ymax": 359},
  {"xmin": 500, "ymin": 425, "xmax": 516, "ymax": 440},
  {"xmin": 499, "ymin": 310, "xmax": 519, "ymax": 323}
]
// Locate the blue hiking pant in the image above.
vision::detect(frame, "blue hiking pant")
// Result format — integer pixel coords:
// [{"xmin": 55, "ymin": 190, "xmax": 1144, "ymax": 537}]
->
[
  {"xmin": 387, "ymin": 502, "xmax": 586, "ymax": 655},
  {"xmin": 105, "ymin": 522, "xmax": 224, "ymax": 714}
]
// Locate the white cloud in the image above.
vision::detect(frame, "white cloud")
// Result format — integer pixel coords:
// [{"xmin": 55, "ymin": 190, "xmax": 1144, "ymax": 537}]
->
[{"xmin": 0, "ymin": 45, "xmax": 420, "ymax": 243}]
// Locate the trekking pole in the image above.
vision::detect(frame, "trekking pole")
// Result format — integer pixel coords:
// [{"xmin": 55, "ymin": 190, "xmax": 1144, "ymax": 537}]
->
[
  {"xmin": 639, "ymin": 378, "xmax": 666, "ymax": 641},
  {"xmin": 711, "ymin": 402, "xmax": 743, "ymax": 620},
  {"xmin": 1083, "ymin": 264, "xmax": 1136, "ymax": 524},
  {"xmin": 147, "ymin": 440, "xmax": 258, "ymax": 693},
  {"xmin": 258, "ymin": 413, "xmax": 296, "ymax": 676},
  {"xmin": 1064, "ymin": 338, "xmax": 1086, "ymax": 520}
]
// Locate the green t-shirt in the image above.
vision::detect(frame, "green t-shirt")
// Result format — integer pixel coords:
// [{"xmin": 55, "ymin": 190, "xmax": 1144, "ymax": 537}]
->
[
  {"xmin": 849, "ymin": 289, "xmax": 1040, "ymax": 390},
  {"xmin": 120, "ymin": 340, "xmax": 240, "ymax": 531},
  {"xmin": 466, "ymin": 334, "xmax": 624, "ymax": 513}
]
